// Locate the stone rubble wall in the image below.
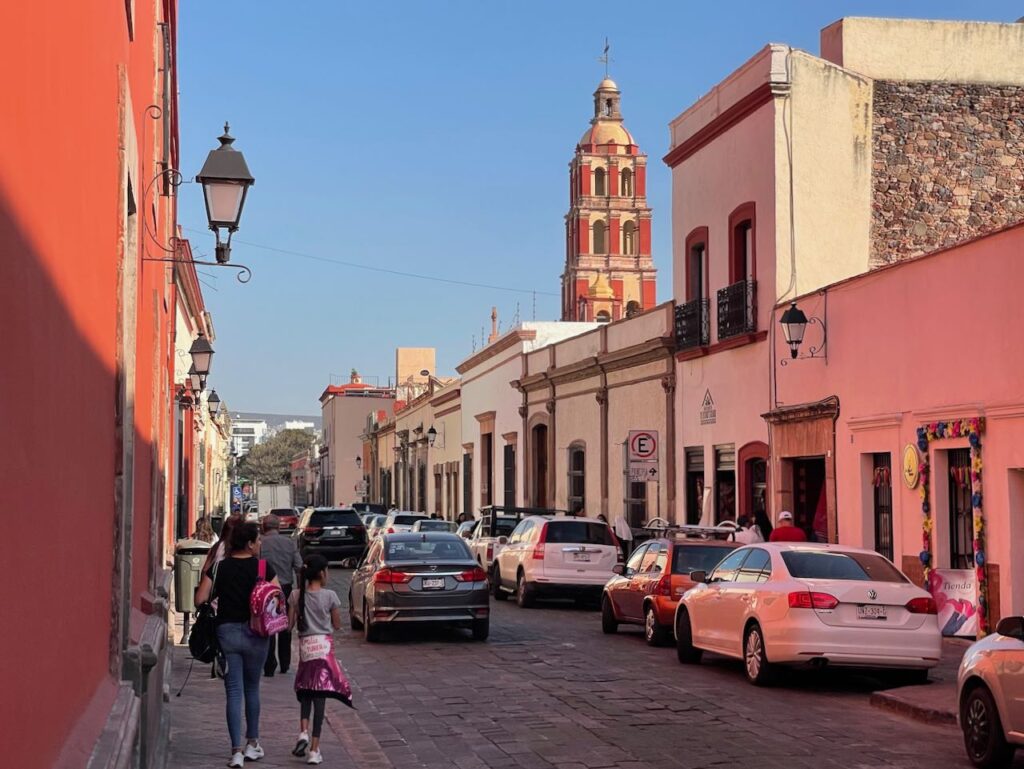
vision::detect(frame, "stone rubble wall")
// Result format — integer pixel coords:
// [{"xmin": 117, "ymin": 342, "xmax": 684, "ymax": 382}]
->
[{"xmin": 871, "ymin": 81, "xmax": 1024, "ymax": 266}]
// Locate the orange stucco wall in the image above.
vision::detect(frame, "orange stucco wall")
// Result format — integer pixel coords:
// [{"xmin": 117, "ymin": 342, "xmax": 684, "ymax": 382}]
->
[{"xmin": 0, "ymin": 2, "xmax": 178, "ymax": 766}]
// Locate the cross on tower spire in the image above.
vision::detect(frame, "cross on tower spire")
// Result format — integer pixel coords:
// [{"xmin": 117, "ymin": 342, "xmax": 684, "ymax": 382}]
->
[{"xmin": 597, "ymin": 37, "xmax": 612, "ymax": 78}]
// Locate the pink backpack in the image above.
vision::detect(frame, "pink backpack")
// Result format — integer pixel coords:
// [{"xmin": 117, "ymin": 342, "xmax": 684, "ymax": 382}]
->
[{"xmin": 250, "ymin": 560, "xmax": 288, "ymax": 637}]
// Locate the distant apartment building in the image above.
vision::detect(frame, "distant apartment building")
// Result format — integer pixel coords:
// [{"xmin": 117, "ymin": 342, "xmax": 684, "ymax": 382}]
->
[{"xmin": 230, "ymin": 416, "xmax": 268, "ymax": 457}]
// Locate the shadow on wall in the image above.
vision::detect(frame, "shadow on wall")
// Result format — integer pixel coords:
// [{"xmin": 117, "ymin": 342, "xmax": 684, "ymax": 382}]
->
[{"xmin": 0, "ymin": 186, "xmax": 161, "ymax": 767}]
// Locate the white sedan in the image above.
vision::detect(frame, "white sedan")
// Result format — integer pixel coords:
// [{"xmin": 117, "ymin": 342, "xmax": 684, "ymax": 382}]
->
[{"xmin": 673, "ymin": 542, "xmax": 942, "ymax": 685}]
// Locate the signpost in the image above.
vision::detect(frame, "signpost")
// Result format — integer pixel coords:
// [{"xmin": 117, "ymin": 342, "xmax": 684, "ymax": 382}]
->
[{"xmin": 627, "ymin": 430, "xmax": 660, "ymax": 519}]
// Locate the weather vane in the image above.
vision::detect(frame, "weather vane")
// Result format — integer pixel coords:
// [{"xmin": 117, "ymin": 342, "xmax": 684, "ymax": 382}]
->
[{"xmin": 597, "ymin": 37, "xmax": 613, "ymax": 77}]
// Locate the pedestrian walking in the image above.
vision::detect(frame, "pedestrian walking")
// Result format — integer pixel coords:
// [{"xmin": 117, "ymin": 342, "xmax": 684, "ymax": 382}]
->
[
  {"xmin": 201, "ymin": 512, "xmax": 242, "ymax": 575},
  {"xmin": 193, "ymin": 515, "xmax": 216, "ymax": 543},
  {"xmin": 768, "ymin": 510, "xmax": 808, "ymax": 542},
  {"xmin": 612, "ymin": 514, "xmax": 633, "ymax": 559},
  {"xmin": 260, "ymin": 513, "xmax": 302, "ymax": 677},
  {"xmin": 194, "ymin": 521, "xmax": 280, "ymax": 768},
  {"xmin": 289, "ymin": 554, "xmax": 352, "ymax": 765}
]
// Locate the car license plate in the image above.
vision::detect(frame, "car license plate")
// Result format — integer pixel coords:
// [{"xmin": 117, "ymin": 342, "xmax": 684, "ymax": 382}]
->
[
  {"xmin": 572, "ymin": 552, "xmax": 591, "ymax": 562},
  {"xmin": 857, "ymin": 605, "xmax": 887, "ymax": 620},
  {"xmin": 421, "ymin": 578, "xmax": 445, "ymax": 590}
]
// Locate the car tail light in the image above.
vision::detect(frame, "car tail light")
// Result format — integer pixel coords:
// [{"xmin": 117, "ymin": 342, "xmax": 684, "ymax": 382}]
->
[
  {"xmin": 906, "ymin": 596, "xmax": 938, "ymax": 614},
  {"xmin": 653, "ymin": 573, "xmax": 672, "ymax": 597},
  {"xmin": 532, "ymin": 522, "xmax": 549, "ymax": 560},
  {"xmin": 387, "ymin": 527, "xmax": 395, "ymax": 534},
  {"xmin": 455, "ymin": 567, "xmax": 488, "ymax": 582},
  {"xmin": 788, "ymin": 591, "xmax": 839, "ymax": 610},
  {"xmin": 486, "ymin": 543, "xmax": 494, "ymax": 562},
  {"xmin": 374, "ymin": 569, "xmax": 412, "ymax": 584},
  {"xmin": 304, "ymin": 526, "xmax": 321, "ymax": 535}
]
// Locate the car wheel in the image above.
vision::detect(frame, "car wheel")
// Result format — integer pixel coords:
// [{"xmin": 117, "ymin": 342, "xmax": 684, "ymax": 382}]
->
[
  {"xmin": 349, "ymin": 591, "xmax": 362, "ymax": 630},
  {"xmin": 744, "ymin": 623, "xmax": 775, "ymax": 686},
  {"xmin": 962, "ymin": 685, "xmax": 1015, "ymax": 768},
  {"xmin": 515, "ymin": 571, "xmax": 535, "ymax": 608},
  {"xmin": 644, "ymin": 605, "xmax": 669, "ymax": 647},
  {"xmin": 675, "ymin": 608, "xmax": 702, "ymax": 664},
  {"xmin": 472, "ymin": 618, "xmax": 489, "ymax": 641},
  {"xmin": 363, "ymin": 604, "xmax": 381, "ymax": 643},
  {"xmin": 601, "ymin": 595, "xmax": 618, "ymax": 634},
  {"xmin": 492, "ymin": 565, "xmax": 507, "ymax": 601}
]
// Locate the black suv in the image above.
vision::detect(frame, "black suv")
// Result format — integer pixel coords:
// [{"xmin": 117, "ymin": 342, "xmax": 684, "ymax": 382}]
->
[{"xmin": 295, "ymin": 507, "xmax": 367, "ymax": 561}]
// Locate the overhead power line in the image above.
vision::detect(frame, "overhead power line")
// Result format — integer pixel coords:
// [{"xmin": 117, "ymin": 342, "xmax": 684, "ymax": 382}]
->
[{"xmin": 182, "ymin": 227, "xmax": 558, "ymax": 296}]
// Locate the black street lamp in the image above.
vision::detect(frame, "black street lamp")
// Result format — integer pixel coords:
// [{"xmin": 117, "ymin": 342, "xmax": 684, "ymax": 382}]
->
[
  {"xmin": 208, "ymin": 390, "xmax": 221, "ymax": 416},
  {"xmin": 196, "ymin": 123, "xmax": 255, "ymax": 264},
  {"xmin": 427, "ymin": 426, "xmax": 437, "ymax": 447},
  {"xmin": 188, "ymin": 364, "xmax": 204, "ymax": 393},
  {"xmin": 779, "ymin": 302, "xmax": 808, "ymax": 359},
  {"xmin": 355, "ymin": 455, "xmax": 362, "ymax": 470},
  {"xmin": 189, "ymin": 333, "xmax": 214, "ymax": 377}
]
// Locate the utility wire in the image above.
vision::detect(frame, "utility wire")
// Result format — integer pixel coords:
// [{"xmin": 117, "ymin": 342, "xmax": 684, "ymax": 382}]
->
[{"xmin": 182, "ymin": 227, "xmax": 558, "ymax": 296}]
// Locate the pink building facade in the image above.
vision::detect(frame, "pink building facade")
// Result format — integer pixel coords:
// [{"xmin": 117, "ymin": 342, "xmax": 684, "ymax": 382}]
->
[{"xmin": 768, "ymin": 224, "xmax": 1024, "ymax": 631}]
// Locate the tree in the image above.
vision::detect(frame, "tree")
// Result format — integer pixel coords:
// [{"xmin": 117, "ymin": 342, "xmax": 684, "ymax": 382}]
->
[{"xmin": 238, "ymin": 428, "xmax": 314, "ymax": 484}]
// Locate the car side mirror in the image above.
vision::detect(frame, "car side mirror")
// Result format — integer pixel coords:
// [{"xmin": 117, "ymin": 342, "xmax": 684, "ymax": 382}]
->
[
  {"xmin": 689, "ymin": 570, "xmax": 707, "ymax": 584},
  {"xmin": 612, "ymin": 563, "xmax": 625, "ymax": 576},
  {"xmin": 498, "ymin": 536, "xmax": 509, "ymax": 545},
  {"xmin": 996, "ymin": 616, "xmax": 1024, "ymax": 640}
]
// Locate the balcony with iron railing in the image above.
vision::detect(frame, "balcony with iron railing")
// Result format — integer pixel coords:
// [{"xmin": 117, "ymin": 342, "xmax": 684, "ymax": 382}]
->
[
  {"xmin": 674, "ymin": 298, "xmax": 709, "ymax": 351},
  {"xmin": 716, "ymin": 279, "xmax": 757, "ymax": 340}
]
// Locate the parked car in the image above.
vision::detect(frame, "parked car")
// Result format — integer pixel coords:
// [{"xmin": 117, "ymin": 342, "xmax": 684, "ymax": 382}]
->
[
  {"xmin": 673, "ymin": 542, "xmax": 942, "ymax": 685},
  {"xmin": 411, "ymin": 519, "xmax": 456, "ymax": 532},
  {"xmin": 492, "ymin": 515, "xmax": 622, "ymax": 607},
  {"xmin": 957, "ymin": 615, "xmax": 1024, "ymax": 768},
  {"xmin": 467, "ymin": 511, "xmax": 521, "ymax": 572},
  {"xmin": 456, "ymin": 521, "xmax": 477, "ymax": 540},
  {"xmin": 348, "ymin": 532, "xmax": 489, "ymax": 642},
  {"xmin": 366, "ymin": 514, "xmax": 388, "ymax": 540},
  {"xmin": 601, "ymin": 535, "xmax": 738, "ymax": 645},
  {"xmin": 295, "ymin": 507, "xmax": 367, "ymax": 562},
  {"xmin": 383, "ymin": 510, "xmax": 429, "ymax": 534},
  {"xmin": 268, "ymin": 507, "xmax": 299, "ymax": 533}
]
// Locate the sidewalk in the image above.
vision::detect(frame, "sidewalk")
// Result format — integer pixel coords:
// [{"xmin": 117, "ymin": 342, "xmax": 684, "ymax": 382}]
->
[
  {"xmin": 869, "ymin": 637, "xmax": 972, "ymax": 726},
  {"xmin": 165, "ymin": 614, "xmax": 392, "ymax": 769}
]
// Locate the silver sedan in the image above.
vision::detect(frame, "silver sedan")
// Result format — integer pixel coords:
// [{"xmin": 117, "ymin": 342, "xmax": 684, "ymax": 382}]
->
[{"xmin": 348, "ymin": 532, "xmax": 490, "ymax": 642}]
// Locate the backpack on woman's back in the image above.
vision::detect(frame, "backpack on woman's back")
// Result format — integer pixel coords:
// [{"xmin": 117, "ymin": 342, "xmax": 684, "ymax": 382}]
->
[{"xmin": 250, "ymin": 559, "xmax": 288, "ymax": 637}]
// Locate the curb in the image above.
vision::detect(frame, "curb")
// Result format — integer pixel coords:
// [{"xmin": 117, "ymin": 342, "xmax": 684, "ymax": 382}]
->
[{"xmin": 869, "ymin": 684, "xmax": 958, "ymax": 727}]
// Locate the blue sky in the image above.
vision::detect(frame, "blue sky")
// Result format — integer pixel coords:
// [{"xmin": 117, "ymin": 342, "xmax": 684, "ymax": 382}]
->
[{"xmin": 178, "ymin": 2, "xmax": 1020, "ymax": 415}]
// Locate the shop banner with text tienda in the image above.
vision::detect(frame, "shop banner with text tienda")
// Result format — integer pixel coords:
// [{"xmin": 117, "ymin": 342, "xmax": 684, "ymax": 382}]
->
[{"xmin": 928, "ymin": 569, "xmax": 979, "ymax": 638}]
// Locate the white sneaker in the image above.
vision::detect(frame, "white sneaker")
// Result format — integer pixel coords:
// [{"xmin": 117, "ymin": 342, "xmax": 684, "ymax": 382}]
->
[
  {"xmin": 292, "ymin": 732, "xmax": 310, "ymax": 757},
  {"xmin": 306, "ymin": 749, "xmax": 323, "ymax": 765},
  {"xmin": 243, "ymin": 742, "xmax": 264, "ymax": 760},
  {"xmin": 227, "ymin": 752, "xmax": 244, "ymax": 768}
]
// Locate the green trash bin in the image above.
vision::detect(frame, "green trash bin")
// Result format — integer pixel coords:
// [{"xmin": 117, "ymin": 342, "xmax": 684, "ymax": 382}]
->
[{"xmin": 174, "ymin": 538, "xmax": 212, "ymax": 614}]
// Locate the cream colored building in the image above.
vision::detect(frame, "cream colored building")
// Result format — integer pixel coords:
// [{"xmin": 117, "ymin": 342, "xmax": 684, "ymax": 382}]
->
[{"xmin": 515, "ymin": 304, "xmax": 676, "ymax": 528}]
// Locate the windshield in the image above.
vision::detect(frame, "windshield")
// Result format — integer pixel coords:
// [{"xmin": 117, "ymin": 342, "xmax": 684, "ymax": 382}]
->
[
  {"xmin": 385, "ymin": 539, "xmax": 472, "ymax": 561},
  {"xmin": 781, "ymin": 550, "xmax": 907, "ymax": 582},
  {"xmin": 309, "ymin": 510, "xmax": 361, "ymax": 527},
  {"xmin": 269, "ymin": 508, "xmax": 296, "ymax": 517},
  {"xmin": 393, "ymin": 514, "xmax": 427, "ymax": 526},
  {"xmin": 545, "ymin": 520, "xmax": 614, "ymax": 545},
  {"xmin": 672, "ymin": 544, "xmax": 736, "ymax": 575},
  {"xmin": 416, "ymin": 520, "xmax": 453, "ymax": 531}
]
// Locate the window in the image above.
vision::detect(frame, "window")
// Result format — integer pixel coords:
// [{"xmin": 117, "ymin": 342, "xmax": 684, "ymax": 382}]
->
[
  {"xmin": 684, "ymin": 226, "xmax": 709, "ymax": 303},
  {"xmin": 735, "ymin": 548, "xmax": 771, "ymax": 582},
  {"xmin": 463, "ymin": 452, "xmax": 472, "ymax": 515},
  {"xmin": 568, "ymin": 444, "xmax": 586, "ymax": 512},
  {"xmin": 781, "ymin": 551, "xmax": 907, "ymax": 582},
  {"xmin": 503, "ymin": 443, "xmax": 516, "ymax": 508},
  {"xmin": 622, "ymin": 221, "xmax": 636, "ymax": 255},
  {"xmin": 709, "ymin": 549, "xmax": 750, "ymax": 583},
  {"xmin": 625, "ymin": 543, "xmax": 649, "ymax": 574},
  {"xmin": 639, "ymin": 544, "xmax": 662, "ymax": 574},
  {"xmin": 546, "ymin": 520, "xmax": 614, "ymax": 545},
  {"xmin": 481, "ymin": 433, "xmax": 493, "ymax": 507},
  {"xmin": 509, "ymin": 520, "xmax": 533, "ymax": 545},
  {"xmin": 594, "ymin": 167, "xmax": 607, "ymax": 197},
  {"xmin": 872, "ymin": 453, "xmax": 894, "ymax": 561},
  {"xmin": 596, "ymin": 310, "xmax": 611, "ymax": 323},
  {"xmin": 671, "ymin": 544, "xmax": 735, "ymax": 576},
  {"xmin": 620, "ymin": 168, "xmax": 633, "ymax": 197},
  {"xmin": 592, "ymin": 220, "xmax": 607, "ymax": 254},
  {"xmin": 625, "ymin": 479, "xmax": 646, "ymax": 527}
]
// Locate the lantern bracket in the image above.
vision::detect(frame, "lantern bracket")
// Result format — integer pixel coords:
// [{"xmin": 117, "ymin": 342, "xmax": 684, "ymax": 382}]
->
[{"xmin": 779, "ymin": 293, "xmax": 828, "ymax": 366}]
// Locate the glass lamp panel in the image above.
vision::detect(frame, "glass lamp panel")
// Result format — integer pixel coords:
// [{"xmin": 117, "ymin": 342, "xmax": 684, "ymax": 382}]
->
[{"xmin": 203, "ymin": 181, "xmax": 244, "ymax": 227}]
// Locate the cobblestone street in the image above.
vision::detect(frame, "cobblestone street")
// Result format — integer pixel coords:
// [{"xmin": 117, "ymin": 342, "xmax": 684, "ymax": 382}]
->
[{"xmin": 166, "ymin": 569, "xmax": 1009, "ymax": 769}]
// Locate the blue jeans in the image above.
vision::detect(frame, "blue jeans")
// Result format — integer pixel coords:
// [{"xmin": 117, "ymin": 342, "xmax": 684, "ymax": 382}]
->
[{"xmin": 216, "ymin": 622, "xmax": 270, "ymax": 749}]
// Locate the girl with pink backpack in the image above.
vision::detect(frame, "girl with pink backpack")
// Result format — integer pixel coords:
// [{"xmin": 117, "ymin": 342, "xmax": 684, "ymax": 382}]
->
[
  {"xmin": 195, "ymin": 521, "xmax": 284, "ymax": 768},
  {"xmin": 288, "ymin": 554, "xmax": 353, "ymax": 764}
]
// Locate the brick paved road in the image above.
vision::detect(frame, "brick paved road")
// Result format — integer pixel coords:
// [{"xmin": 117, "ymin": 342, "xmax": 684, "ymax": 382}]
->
[{"xmin": 168, "ymin": 569, "xmax": 1008, "ymax": 769}]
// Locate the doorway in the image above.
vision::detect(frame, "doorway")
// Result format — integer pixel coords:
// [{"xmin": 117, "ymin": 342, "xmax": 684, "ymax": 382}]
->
[
  {"xmin": 715, "ymin": 445, "xmax": 736, "ymax": 524},
  {"xmin": 792, "ymin": 457, "xmax": 826, "ymax": 541},
  {"xmin": 948, "ymin": 448, "xmax": 973, "ymax": 569},
  {"xmin": 685, "ymin": 447, "xmax": 704, "ymax": 525}
]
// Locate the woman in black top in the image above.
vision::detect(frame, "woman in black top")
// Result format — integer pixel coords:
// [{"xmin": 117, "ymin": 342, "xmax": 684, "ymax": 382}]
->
[{"xmin": 195, "ymin": 522, "xmax": 280, "ymax": 768}]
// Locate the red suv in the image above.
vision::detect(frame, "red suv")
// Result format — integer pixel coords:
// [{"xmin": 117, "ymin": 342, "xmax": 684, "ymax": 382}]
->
[{"xmin": 601, "ymin": 536, "xmax": 737, "ymax": 645}]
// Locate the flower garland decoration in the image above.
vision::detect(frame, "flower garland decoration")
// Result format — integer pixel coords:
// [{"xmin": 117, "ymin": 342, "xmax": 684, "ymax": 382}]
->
[{"xmin": 916, "ymin": 417, "xmax": 987, "ymax": 635}]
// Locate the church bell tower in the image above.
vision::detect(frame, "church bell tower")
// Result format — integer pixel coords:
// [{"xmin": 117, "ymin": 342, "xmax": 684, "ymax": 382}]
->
[{"xmin": 562, "ymin": 76, "xmax": 655, "ymax": 322}]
